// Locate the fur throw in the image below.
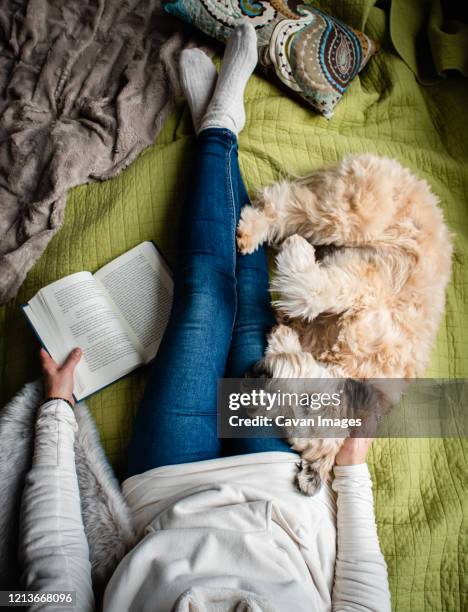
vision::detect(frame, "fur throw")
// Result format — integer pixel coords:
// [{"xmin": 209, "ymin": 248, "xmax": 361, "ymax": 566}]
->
[
  {"xmin": 0, "ymin": 0, "xmax": 216, "ymax": 303},
  {"xmin": 0, "ymin": 381, "xmax": 135, "ymax": 595}
]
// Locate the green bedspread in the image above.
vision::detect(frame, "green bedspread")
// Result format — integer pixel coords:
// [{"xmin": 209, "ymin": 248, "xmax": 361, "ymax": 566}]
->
[{"xmin": 0, "ymin": 1, "xmax": 467, "ymax": 610}]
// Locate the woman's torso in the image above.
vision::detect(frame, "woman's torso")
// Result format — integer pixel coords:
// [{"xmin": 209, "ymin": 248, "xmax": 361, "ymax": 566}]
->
[{"xmin": 103, "ymin": 451, "xmax": 337, "ymax": 612}]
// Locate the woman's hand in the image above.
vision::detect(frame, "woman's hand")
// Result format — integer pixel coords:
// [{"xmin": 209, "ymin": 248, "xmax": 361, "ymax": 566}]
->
[
  {"xmin": 39, "ymin": 347, "xmax": 82, "ymax": 406},
  {"xmin": 335, "ymin": 437, "xmax": 374, "ymax": 466}
]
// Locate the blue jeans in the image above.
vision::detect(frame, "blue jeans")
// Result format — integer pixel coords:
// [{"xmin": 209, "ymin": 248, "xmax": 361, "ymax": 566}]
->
[{"xmin": 127, "ymin": 129, "xmax": 293, "ymax": 477}]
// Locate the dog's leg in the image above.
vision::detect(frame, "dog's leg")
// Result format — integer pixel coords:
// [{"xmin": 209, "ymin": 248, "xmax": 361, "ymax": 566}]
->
[
  {"xmin": 253, "ymin": 325, "xmax": 325, "ymax": 379},
  {"xmin": 237, "ymin": 205, "xmax": 272, "ymax": 254},
  {"xmin": 294, "ymin": 440, "xmax": 344, "ymax": 495},
  {"xmin": 266, "ymin": 324, "xmax": 303, "ymax": 355},
  {"xmin": 263, "ymin": 324, "xmax": 333, "ymax": 379},
  {"xmin": 238, "ymin": 155, "xmax": 404, "ymax": 254},
  {"xmin": 272, "ymin": 235, "xmax": 363, "ymax": 321},
  {"xmin": 246, "ymin": 325, "xmax": 304, "ymax": 379},
  {"xmin": 237, "ymin": 181, "xmax": 310, "ymax": 254}
]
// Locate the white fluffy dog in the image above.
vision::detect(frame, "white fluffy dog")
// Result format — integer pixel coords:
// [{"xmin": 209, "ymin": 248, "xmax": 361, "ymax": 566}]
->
[{"xmin": 237, "ymin": 154, "xmax": 453, "ymax": 494}]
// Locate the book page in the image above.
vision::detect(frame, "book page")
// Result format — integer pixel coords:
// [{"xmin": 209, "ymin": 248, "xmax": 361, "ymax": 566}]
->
[
  {"xmin": 94, "ymin": 242, "xmax": 173, "ymax": 362},
  {"xmin": 28, "ymin": 272, "xmax": 143, "ymax": 399}
]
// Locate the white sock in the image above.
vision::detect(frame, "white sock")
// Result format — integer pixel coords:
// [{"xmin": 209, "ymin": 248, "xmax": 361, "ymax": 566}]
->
[
  {"xmin": 179, "ymin": 49, "xmax": 218, "ymax": 133},
  {"xmin": 199, "ymin": 22, "xmax": 258, "ymax": 135}
]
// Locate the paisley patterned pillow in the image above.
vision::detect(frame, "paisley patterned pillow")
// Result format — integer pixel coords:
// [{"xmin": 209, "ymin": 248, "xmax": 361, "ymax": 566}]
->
[{"xmin": 165, "ymin": 0, "xmax": 379, "ymax": 118}]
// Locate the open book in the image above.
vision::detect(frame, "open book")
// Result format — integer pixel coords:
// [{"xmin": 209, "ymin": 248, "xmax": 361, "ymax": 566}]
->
[{"xmin": 23, "ymin": 242, "xmax": 173, "ymax": 401}]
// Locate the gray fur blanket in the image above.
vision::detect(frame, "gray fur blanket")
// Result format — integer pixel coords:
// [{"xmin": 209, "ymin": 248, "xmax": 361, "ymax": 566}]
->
[
  {"xmin": 0, "ymin": 380, "xmax": 135, "ymax": 597},
  {"xmin": 0, "ymin": 0, "xmax": 210, "ymax": 303}
]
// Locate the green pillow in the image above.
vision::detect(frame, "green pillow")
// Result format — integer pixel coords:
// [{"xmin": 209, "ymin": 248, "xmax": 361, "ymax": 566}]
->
[{"xmin": 165, "ymin": 0, "xmax": 379, "ymax": 118}]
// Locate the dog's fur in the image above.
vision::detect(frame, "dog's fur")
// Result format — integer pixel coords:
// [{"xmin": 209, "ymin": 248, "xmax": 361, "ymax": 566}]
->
[{"xmin": 237, "ymin": 154, "xmax": 453, "ymax": 494}]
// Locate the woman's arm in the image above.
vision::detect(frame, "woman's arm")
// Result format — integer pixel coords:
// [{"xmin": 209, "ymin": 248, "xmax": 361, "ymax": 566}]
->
[
  {"xmin": 20, "ymin": 350, "xmax": 94, "ymax": 612},
  {"xmin": 331, "ymin": 440, "xmax": 391, "ymax": 612}
]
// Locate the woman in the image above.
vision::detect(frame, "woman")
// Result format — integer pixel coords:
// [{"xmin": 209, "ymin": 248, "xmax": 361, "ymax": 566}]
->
[{"xmin": 22, "ymin": 24, "xmax": 391, "ymax": 611}]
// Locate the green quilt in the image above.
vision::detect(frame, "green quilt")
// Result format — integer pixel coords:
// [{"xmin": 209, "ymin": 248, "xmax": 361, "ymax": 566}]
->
[{"xmin": 0, "ymin": 1, "xmax": 467, "ymax": 610}]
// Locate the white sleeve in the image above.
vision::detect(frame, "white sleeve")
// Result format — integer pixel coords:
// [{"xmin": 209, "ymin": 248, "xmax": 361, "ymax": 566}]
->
[
  {"xmin": 331, "ymin": 463, "xmax": 391, "ymax": 612},
  {"xmin": 20, "ymin": 399, "xmax": 94, "ymax": 612}
]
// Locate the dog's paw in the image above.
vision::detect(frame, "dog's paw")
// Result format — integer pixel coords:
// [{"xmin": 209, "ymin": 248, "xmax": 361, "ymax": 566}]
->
[
  {"xmin": 276, "ymin": 236, "xmax": 316, "ymax": 278},
  {"xmin": 279, "ymin": 235, "xmax": 316, "ymax": 272},
  {"xmin": 267, "ymin": 324, "xmax": 302, "ymax": 354},
  {"xmin": 237, "ymin": 207, "xmax": 269, "ymax": 254},
  {"xmin": 272, "ymin": 237, "xmax": 321, "ymax": 321},
  {"xmin": 295, "ymin": 460, "xmax": 323, "ymax": 496},
  {"xmin": 282, "ymin": 233, "xmax": 314, "ymax": 251}
]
